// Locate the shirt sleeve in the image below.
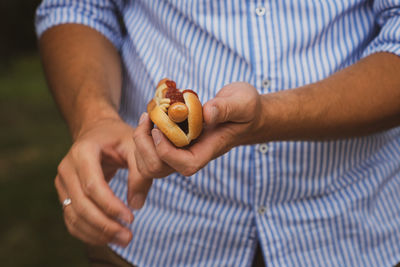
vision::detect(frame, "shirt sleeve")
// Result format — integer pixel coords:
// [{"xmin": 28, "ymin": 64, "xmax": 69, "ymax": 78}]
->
[
  {"xmin": 35, "ymin": 0, "xmax": 124, "ymax": 50},
  {"xmin": 362, "ymin": 0, "xmax": 400, "ymax": 57}
]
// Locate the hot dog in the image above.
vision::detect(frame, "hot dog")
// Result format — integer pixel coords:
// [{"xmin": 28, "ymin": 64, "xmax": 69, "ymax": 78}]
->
[{"xmin": 147, "ymin": 78, "xmax": 203, "ymax": 147}]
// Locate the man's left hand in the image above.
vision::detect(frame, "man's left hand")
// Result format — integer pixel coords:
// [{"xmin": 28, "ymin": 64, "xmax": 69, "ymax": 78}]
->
[{"xmin": 151, "ymin": 82, "xmax": 264, "ymax": 176}]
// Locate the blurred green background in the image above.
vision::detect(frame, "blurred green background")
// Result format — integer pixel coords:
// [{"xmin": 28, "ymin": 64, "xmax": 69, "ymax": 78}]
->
[{"xmin": 0, "ymin": 1, "xmax": 88, "ymax": 266}]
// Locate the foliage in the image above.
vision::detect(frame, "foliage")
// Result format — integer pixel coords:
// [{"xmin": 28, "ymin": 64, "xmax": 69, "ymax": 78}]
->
[
  {"xmin": 0, "ymin": 54, "xmax": 88, "ymax": 267},
  {"xmin": 0, "ymin": 1, "xmax": 42, "ymax": 66}
]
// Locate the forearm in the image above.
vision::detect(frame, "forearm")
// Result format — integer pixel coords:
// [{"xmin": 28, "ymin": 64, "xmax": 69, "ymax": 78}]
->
[
  {"xmin": 39, "ymin": 24, "xmax": 123, "ymax": 139},
  {"xmin": 260, "ymin": 52, "xmax": 400, "ymax": 141}
]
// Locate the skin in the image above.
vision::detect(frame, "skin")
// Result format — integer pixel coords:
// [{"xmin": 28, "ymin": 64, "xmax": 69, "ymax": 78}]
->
[
  {"xmin": 39, "ymin": 24, "xmax": 400, "ymax": 247},
  {"xmin": 40, "ymin": 24, "xmax": 173, "ymax": 247}
]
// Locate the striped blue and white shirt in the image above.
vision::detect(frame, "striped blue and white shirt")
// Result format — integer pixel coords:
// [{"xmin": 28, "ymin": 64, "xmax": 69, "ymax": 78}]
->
[{"xmin": 36, "ymin": 1, "xmax": 400, "ymax": 266}]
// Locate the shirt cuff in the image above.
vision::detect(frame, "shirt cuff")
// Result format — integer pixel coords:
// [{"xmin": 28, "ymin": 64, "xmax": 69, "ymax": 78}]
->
[
  {"xmin": 35, "ymin": 5, "xmax": 122, "ymax": 50},
  {"xmin": 362, "ymin": 16, "xmax": 400, "ymax": 58}
]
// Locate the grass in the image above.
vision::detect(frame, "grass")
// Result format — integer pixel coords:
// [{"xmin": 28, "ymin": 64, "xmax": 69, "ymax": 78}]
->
[{"xmin": 0, "ymin": 54, "xmax": 88, "ymax": 267}]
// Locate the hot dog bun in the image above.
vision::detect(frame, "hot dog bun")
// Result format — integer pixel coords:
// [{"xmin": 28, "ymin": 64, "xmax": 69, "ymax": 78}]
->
[
  {"xmin": 147, "ymin": 79, "xmax": 203, "ymax": 147},
  {"xmin": 184, "ymin": 91, "xmax": 202, "ymax": 141}
]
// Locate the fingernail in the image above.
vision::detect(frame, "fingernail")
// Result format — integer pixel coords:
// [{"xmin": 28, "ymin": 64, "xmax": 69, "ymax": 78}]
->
[
  {"xmin": 129, "ymin": 194, "xmax": 146, "ymax": 210},
  {"xmin": 118, "ymin": 212, "xmax": 133, "ymax": 224},
  {"xmin": 113, "ymin": 231, "xmax": 131, "ymax": 246},
  {"xmin": 138, "ymin": 113, "xmax": 147, "ymax": 125},
  {"xmin": 152, "ymin": 129, "xmax": 161, "ymax": 146}
]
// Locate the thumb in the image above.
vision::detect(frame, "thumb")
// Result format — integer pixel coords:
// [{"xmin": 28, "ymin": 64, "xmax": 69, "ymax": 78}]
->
[
  {"xmin": 204, "ymin": 82, "xmax": 259, "ymax": 126},
  {"xmin": 204, "ymin": 96, "xmax": 249, "ymax": 126},
  {"xmin": 203, "ymin": 97, "xmax": 229, "ymax": 126}
]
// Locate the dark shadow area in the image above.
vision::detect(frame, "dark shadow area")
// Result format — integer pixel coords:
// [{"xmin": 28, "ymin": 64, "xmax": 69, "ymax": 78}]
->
[{"xmin": 0, "ymin": 1, "xmax": 88, "ymax": 266}]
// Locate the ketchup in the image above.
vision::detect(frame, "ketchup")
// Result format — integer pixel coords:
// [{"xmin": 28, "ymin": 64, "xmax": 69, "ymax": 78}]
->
[
  {"xmin": 165, "ymin": 85, "xmax": 198, "ymax": 105},
  {"xmin": 165, "ymin": 88, "xmax": 184, "ymax": 104},
  {"xmin": 165, "ymin": 80, "xmax": 176, "ymax": 89}
]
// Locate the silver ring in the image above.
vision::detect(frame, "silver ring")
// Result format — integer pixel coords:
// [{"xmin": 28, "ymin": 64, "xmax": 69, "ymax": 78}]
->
[{"xmin": 62, "ymin": 198, "xmax": 72, "ymax": 209}]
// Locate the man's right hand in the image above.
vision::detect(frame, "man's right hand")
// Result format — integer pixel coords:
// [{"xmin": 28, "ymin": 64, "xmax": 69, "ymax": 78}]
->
[
  {"xmin": 39, "ymin": 24, "xmax": 175, "ymax": 247},
  {"xmin": 54, "ymin": 114, "xmax": 173, "ymax": 247}
]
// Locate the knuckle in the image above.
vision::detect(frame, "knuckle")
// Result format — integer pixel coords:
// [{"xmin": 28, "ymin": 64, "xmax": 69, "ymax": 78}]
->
[
  {"xmin": 64, "ymin": 212, "xmax": 78, "ymax": 233},
  {"xmin": 87, "ymin": 238, "xmax": 106, "ymax": 246},
  {"xmin": 57, "ymin": 161, "xmax": 67, "ymax": 177},
  {"xmin": 132, "ymin": 129, "xmax": 147, "ymax": 146},
  {"xmin": 69, "ymin": 144, "xmax": 81, "ymax": 159},
  {"xmin": 82, "ymin": 180, "xmax": 96, "ymax": 196},
  {"xmin": 222, "ymin": 108, "xmax": 231, "ymax": 122},
  {"xmin": 70, "ymin": 141, "xmax": 92, "ymax": 160},
  {"xmin": 72, "ymin": 202, "xmax": 86, "ymax": 217},
  {"xmin": 146, "ymin": 158, "xmax": 163, "ymax": 176},
  {"xmin": 132, "ymin": 130, "xmax": 141, "ymax": 142},
  {"xmin": 99, "ymin": 223, "xmax": 116, "ymax": 238},
  {"xmin": 136, "ymin": 158, "xmax": 148, "ymax": 176},
  {"xmin": 103, "ymin": 203, "xmax": 119, "ymax": 217},
  {"xmin": 181, "ymin": 164, "xmax": 198, "ymax": 177},
  {"xmin": 141, "ymin": 169, "xmax": 153, "ymax": 180},
  {"xmin": 157, "ymin": 147, "xmax": 169, "ymax": 159},
  {"xmin": 94, "ymin": 234, "xmax": 112, "ymax": 245},
  {"xmin": 54, "ymin": 176, "xmax": 60, "ymax": 190},
  {"xmin": 219, "ymin": 131, "xmax": 233, "ymax": 145},
  {"xmin": 181, "ymin": 169, "xmax": 193, "ymax": 177},
  {"xmin": 247, "ymin": 99, "xmax": 258, "ymax": 116},
  {"xmin": 65, "ymin": 224, "xmax": 78, "ymax": 238},
  {"xmin": 136, "ymin": 157, "xmax": 164, "ymax": 178}
]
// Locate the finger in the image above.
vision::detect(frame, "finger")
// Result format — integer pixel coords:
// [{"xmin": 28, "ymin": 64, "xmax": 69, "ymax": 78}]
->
[
  {"xmin": 101, "ymin": 149, "xmax": 127, "ymax": 181},
  {"xmin": 102, "ymin": 146, "xmax": 127, "ymax": 167},
  {"xmin": 55, "ymin": 177, "xmax": 132, "ymax": 247},
  {"xmin": 64, "ymin": 207, "xmax": 131, "ymax": 246},
  {"xmin": 126, "ymin": 148, "xmax": 154, "ymax": 210},
  {"xmin": 152, "ymin": 127, "xmax": 232, "ymax": 176},
  {"xmin": 56, "ymin": 171, "xmax": 133, "ymax": 247},
  {"xmin": 151, "ymin": 128, "xmax": 197, "ymax": 176},
  {"xmin": 133, "ymin": 112, "xmax": 174, "ymax": 178},
  {"xmin": 70, "ymin": 143, "xmax": 133, "ymax": 224}
]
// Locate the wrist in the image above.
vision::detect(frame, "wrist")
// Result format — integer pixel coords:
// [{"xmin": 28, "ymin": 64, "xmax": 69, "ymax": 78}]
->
[
  {"xmin": 257, "ymin": 90, "xmax": 298, "ymax": 142},
  {"xmin": 231, "ymin": 93, "xmax": 275, "ymax": 146},
  {"xmin": 257, "ymin": 83, "xmax": 330, "ymax": 142},
  {"xmin": 69, "ymin": 100, "xmax": 122, "ymax": 140}
]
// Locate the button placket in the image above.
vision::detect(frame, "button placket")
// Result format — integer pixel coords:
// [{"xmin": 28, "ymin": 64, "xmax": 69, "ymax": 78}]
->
[
  {"xmin": 258, "ymin": 206, "xmax": 267, "ymax": 214},
  {"xmin": 262, "ymin": 79, "xmax": 270, "ymax": 89},
  {"xmin": 255, "ymin": 6, "xmax": 266, "ymax": 16},
  {"xmin": 258, "ymin": 143, "xmax": 269, "ymax": 154}
]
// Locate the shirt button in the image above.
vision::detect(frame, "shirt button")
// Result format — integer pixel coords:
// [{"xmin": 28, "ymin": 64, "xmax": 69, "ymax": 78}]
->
[
  {"xmin": 262, "ymin": 79, "xmax": 270, "ymax": 89},
  {"xmin": 258, "ymin": 206, "xmax": 266, "ymax": 214},
  {"xmin": 258, "ymin": 143, "xmax": 269, "ymax": 154},
  {"xmin": 255, "ymin": 6, "xmax": 266, "ymax": 16}
]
